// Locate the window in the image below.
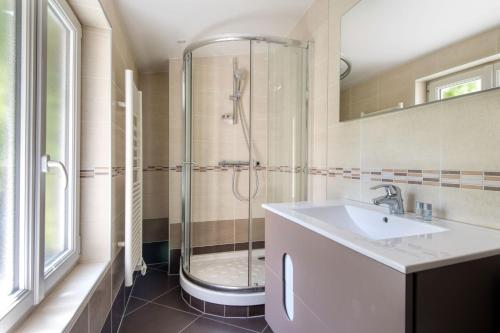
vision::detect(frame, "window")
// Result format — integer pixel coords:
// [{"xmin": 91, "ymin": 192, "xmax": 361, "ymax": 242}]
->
[
  {"xmin": 0, "ymin": 0, "xmax": 80, "ymax": 330},
  {"xmin": 427, "ymin": 62, "xmax": 496, "ymax": 102},
  {"xmin": 42, "ymin": 0, "xmax": 80, "ymax": 288},
  {"xmin": 0, "ymin": 0, "xmax": 24, "ymax": 317},
  {"xmin": 439, "ymin": 77, "xmax": 481, "ymax": 100}
]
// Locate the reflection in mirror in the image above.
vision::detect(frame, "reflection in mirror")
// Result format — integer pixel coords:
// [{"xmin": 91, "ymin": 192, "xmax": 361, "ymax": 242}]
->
[{"xmin": 339, "ymin": 0, "xmax": 500, "ymax": 121}]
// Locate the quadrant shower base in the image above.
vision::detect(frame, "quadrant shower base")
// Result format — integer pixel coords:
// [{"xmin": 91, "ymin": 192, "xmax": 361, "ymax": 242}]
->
[{"xmin": 190, "ymin": 249, "xmax": 265, "ymax": 287}]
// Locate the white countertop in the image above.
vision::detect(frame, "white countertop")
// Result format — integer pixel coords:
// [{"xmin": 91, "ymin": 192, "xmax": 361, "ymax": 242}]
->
[{"xmin": 263, "ymin": 200, "xmax": 500, "ymax": 274}]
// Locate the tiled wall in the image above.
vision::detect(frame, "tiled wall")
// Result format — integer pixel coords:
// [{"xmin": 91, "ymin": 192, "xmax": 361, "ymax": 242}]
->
[
  {"xmin": 76, "ymin": 21, "xmax": 112, "ymax": 264},
  {"xmin": 168, "ymin": 59, "xmax": 182, "ymax": 272},
  {"xmin": 325, "ymin": 0, "xmax": 500, "ymax": 230},
  {"xmin": 340, "ymin": 27, "xmax": 500, "ymax": 120},
  {"xmin": 67, "ymin": 0, "xmax": 138, "ymax": 331},
  {"xmin": 139, "ymin": 72, "xmax": 170, "ymax": 265},
  {"xmin": 140, "ymin": 72, "xmax": 169, "ymax": 219},
  {"xmin": 103, "ymin": 0, "xmax": 139, "ymax": 329}
]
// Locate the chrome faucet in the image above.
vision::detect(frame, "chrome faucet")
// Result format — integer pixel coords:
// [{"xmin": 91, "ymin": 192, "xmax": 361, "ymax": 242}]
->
[{"xmin": 371, "ymin": 184, "xmax": 404, "ymax": 214}]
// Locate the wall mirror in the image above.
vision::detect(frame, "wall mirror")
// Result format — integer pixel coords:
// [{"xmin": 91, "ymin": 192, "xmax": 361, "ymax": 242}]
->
[{"xmin": 339, "ymin": 0, "xmax": 500, "ymax": 121}]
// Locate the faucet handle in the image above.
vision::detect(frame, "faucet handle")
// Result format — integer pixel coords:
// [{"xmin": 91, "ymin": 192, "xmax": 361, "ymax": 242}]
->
[{"xmin": 370, "ymin": 184, "xmax": 400, "ymax": 196}]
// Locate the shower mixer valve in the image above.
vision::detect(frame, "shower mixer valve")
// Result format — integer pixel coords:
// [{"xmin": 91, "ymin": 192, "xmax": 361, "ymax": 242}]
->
[{"xmin": 221, "ymin": 113, "xmax": 235, "ymax": 124}]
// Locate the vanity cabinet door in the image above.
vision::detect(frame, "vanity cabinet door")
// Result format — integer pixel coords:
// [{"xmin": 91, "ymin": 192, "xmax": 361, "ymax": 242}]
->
[
  {"xmin": 265, "ymin": 212, "xmax": 413, "ymax": 333},
  {"xmin": 414, "ymin": 255, "xmax": 500, "ymax": 333}
]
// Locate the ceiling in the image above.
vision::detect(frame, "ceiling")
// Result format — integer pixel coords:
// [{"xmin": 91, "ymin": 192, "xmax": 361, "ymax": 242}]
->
[
  {"xmin": 114, "ymin": 0, "xmax": 314, "ymax": 71},
  {"xmin": 341, "ymin": 0, "xmax": 500, "ymax": 88}
]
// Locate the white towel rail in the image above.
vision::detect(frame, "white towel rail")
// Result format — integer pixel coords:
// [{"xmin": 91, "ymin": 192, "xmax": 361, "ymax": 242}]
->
[{"xmin": 125, "ymin": 69, "xmax": 146, "ymax": 287}]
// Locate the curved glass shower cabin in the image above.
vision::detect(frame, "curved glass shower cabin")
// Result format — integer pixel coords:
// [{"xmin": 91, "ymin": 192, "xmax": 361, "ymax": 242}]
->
[{"xmin": 181, "ymin": 35, "xmax": 308, "ymax": 303}]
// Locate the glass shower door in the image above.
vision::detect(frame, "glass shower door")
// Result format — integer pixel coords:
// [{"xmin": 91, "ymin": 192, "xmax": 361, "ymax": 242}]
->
[
  {"xmin": 184, "ymin": 41, "xmax": 252, "ymax": 288},
  {"xmin": 266, "ymin": 42, "xmax": 308, "ymax": 204},
  {"xmin": 249, "ymin": 40, "xmax": 308, "ymax": 287}
]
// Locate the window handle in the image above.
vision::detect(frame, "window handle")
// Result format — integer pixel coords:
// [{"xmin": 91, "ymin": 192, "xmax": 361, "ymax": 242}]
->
[{"xmin": 41, "ymin": 155, "xmax": 68, "ymax": 190}]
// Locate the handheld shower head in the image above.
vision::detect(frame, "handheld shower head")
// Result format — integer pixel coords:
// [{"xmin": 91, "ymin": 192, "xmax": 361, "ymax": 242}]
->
[{"xmin": 233, "ymin": 69, "xmax": 244, "ymax": 95}]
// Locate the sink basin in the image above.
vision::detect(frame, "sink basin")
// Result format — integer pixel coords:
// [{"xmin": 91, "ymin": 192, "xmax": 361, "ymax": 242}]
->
[{"xmin": 293, "ymin": 205, "xmax": 447, "ymax": 240}]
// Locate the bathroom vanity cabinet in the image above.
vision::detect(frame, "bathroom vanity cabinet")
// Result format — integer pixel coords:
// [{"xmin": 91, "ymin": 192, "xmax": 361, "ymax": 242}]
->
[{"xmin": 265, "ymin": 211, "xmax": 500, "ymax": 333}]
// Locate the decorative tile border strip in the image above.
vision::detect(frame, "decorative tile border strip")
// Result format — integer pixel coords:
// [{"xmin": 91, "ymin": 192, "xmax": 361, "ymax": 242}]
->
[
  {"xmin": 307, "ymin": 167, "xmax": 500, "ymax": 192},
  {"xmin": 80, "ymin": 167, "xmax": 111, "ymax": 178},
  {"xmin": 166, "ymin": 164, "xmax": 308, "ymax": 173},
  {"xmin": 112, "ymin": 166, "xmax": 125, "ymax": 177},
  {"xmin": 192, "ymin": 241, "xmax": 265, "ymax": 255}
]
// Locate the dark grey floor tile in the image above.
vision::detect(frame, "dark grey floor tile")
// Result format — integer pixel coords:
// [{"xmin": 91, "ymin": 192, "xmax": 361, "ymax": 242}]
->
[
  {"xmin": 262, "ymin": 325, "xmax": 273, "ymax": 333},
  {"xmin": 149, "ymin": 262, "xmax": 169, "ymax": 272},
  {"xmin": 203, "ymin": 314, "xmax": 267, "ymax": 332},
  {"xmin": 100, "ymin": 311, "xmax": 112, "ymax": 333},
  {"xmin": 153, "ymin": 286, "xmax": 200, "ymax": 314},
  {"xmin": 112, "ymin": 284, "xmax": 125, "ymax": 333},
  {"xmin": 131, "ymin": 270, "xmax": 179, "ymax": 300},
  {"xmin": 182, "ymin": 317, "xmax": 251, "ymax": 333},
  {"xmin": 119, "ymin": 303, "xmax": 197, "ymax": 333},
  {"xmin": 124, "ymin": 297, "xmax": 148, "ymax": 315}
]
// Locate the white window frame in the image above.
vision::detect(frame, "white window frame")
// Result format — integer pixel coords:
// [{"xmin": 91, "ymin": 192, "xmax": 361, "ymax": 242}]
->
[
  {"xmin": 0, "ymin": 0, "xmax": 36, "ymax": 330},
  {"xmin": 427, "ymin": 63, "xmax": 494, "ymax": 102},
  {"xmin": 0, "ymin": 0, "xmax": 81, "ymax": 330},
  {"xmin": 36, "ymin": 0, "xmax": 81, "ymax": 300}
]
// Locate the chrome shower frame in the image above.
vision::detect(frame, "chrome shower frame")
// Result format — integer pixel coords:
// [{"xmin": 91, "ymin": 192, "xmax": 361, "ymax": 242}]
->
[{"xmin": 181, "ymin": 34, "xmax": 308, "ymax": 294}]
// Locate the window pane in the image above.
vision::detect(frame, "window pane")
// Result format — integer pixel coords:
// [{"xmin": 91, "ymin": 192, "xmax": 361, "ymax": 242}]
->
[
  {"xmin": 0, "ymin": 0, "xmax": 19, "ymax": 307},
  {"xmin": 439, "ymin": 78, "xmax": 481, "ymax": 100},
  {"xmin": 44, "ymin": 6, "xmax": 69, "ymax": 268}
]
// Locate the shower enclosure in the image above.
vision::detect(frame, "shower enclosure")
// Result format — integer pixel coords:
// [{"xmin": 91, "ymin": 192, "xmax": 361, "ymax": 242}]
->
[{"xmin": 181, "ymin": 35, "xmax": 308, "ymax": 307}]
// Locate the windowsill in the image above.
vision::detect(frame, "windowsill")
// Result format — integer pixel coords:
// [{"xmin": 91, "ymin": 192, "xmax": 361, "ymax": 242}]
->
[{"xmin": 15, "ymin": 261, "xmax": 109, "ymax": 333}]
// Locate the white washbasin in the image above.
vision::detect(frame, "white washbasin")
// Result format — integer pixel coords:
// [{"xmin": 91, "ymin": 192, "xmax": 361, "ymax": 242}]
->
[{"xmin": 293, "ymin": 205, "xmax": 447, "ymax": 241}]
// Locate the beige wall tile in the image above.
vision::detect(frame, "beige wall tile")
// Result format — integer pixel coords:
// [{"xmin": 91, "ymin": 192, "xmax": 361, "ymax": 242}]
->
[
  {"xmin": 439, "ymin": 187, "xmax": 500, "ymax": 229},
  {"xmin": 440, "ymin": 89, "xmax": 500, "ymax": 171},
  {"xmin": 327, "ymin": 120, "xmax": 360, "ymax": 168},
  {"xmin": 69, "ymin": 305, "xmax": 89, "ymax": 333},
  {"xmin": 82, "ymin": 28, "xmax": 111, "ymax": 79},
  {"xmin": 80, "ymin": 176, "xmax": 110, "ymax": 223},
  {"xmin": 326, "ymin": 177, "xmax": 360, "ymax": 201},
  {"xmin": 191, "ymin": 220, "xmax": 234, "ymax": 247},
  {"xmin": 68, "ymin": 1, "xmax": 109, "ymax": 29},
  {"xmin": 235, "ymin": 218, "xmax": 265, "ymax": 243},
  {"xmin": 143, "ymin": 218, "xmax": 169, "ymax": 242},
  {"xmin": 360, "ymin": 103, "xmax": 441, "ymax": 171},
  {"xmin": 143, "ymin": 193, "xmax": 169, "ymax": 220},
  {"xmin": 88, "ymin": 269, "xmax": 111, "ymax": 333},
  {"xmin": 81, "ymin": 217, "xmax": 110, "ymax": 262},
  {"xmin": 169, "ymin": 222, "xmax": 181, "ymax": 249},
  {"xmin": 111, "ymin": 213, "xmax": 124, "ymax": 259},
  {"xmin": 111, "ymin": 248, "xmax": 124, "ymax": 300}
]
